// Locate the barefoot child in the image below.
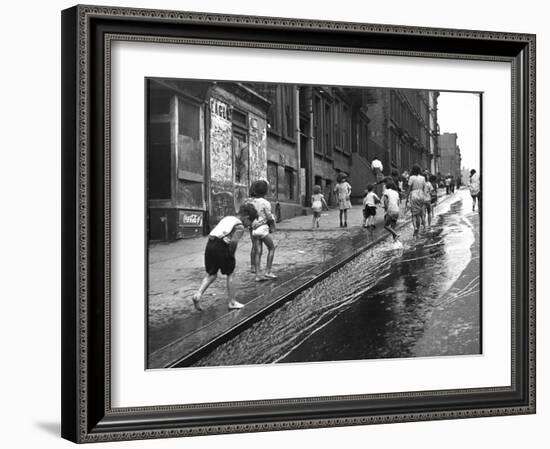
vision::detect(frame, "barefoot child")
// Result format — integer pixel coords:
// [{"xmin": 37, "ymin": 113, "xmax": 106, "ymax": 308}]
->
[
  {"xmin": 251, "ymin": 180, "xmax": 277, "ymax": 281},
  {"xmin": 382, "ymin": 180, "xmax": 401, "ymax": 243},
  {"xmin": 311, "ymin": 185, "xmax": 329, "ymax": 229},
  {"xmin": 334, "ymin": 173, "xmax": 352, "ymax": 227},
  {"xmin": 362, "ymin": 184, "xmax": 380, "ymax": 229},
  {"xmin": 191, "ymin": 204, "xmax": 258, "ymax": 311}
]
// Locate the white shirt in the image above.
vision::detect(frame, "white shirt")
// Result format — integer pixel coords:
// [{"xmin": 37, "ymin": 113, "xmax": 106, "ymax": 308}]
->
[
  {"xmin": 363, "ymin": 192, "xmax": 380, "ymax": 207},
  {"xmin": 469, "ymin": 173, "xmax": 480, "ymax": 195},
  {"xmin": 209, "ymin": 216, "xmax": 243, "ymax": 240},
  {"xmin": 251, "ymin": 197, "xmax": 273, "ymax": 225},
  {"xmin": 383, "ymin": 189, "xmax": 400, "ymax": 214}
]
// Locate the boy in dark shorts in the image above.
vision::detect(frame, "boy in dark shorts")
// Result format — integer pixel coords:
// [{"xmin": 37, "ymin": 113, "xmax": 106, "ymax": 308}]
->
[
  {"xmin": 191, "ymin": 204, "xmax": 258, "ymax": 311},
  {"xmin": 362, "ymin": 184, "xmax": 380, "ymax": 228}
]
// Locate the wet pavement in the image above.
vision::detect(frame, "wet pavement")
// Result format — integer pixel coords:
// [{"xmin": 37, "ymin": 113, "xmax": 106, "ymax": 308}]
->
[
  {"xmin": 192, "ymin": 189, "xmax": 480, "ymax": 367},
  {"xmin": 148, "ymin": 198, "xmax": 422, "ymax": 368}
]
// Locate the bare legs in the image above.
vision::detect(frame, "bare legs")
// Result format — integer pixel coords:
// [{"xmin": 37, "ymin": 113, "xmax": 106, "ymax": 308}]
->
[
  {"xmin": 254, "ymin": 235, "xmax": 277, "ymax": 280},
  {"xmin": 191, "ymin": 274, "xmax": 217, "ymax": 311},
  {"xmin": 412, "ymin": 214, "xmax": 421, "ymax": 236},
  {"xmin": 249, "ymin": 235, "xmax": 256, "ymax": 273},
  {"xmin": 226, "ymin": 273, "xmax": 243, "ymax": 309},
  {"xmin": 312, "ymin": 214, "xmax": 321, "ymax": 229},
  {"xmin": 339, "ymin": 210, "xmax": 348, "ymax": 227},
  {"xmin": 384, "ymin": 224, "xmax": 399, "ymax": 240},
  {"xmin": 191, "ymin": 272, "xmax": 243, "ymax": 310}
]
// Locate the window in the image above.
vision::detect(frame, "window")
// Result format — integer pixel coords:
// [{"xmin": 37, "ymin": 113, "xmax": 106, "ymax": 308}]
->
[
  {"xmin": 262, "ymin": 84, "xmax": 281, "ymax": 134},
  {"xmin": 313, "ymin": 95, "xmax": 323, "ymax": 155},
  {"xmin": 176, "ymin": 97, "xmax": 204, "ymax": 209},
  {"xmin": 334, "ymin": 99, "xmax": 341, "ymax": 148},
  {"xmin": 267, "ymin": 161, "xmax": 278, "ymax": 199},
  {"xmin": 282, "ymin": 85, "xmax": 296, "ymax": 141},
  {"xmin": 342, "ymin": 104, "xmax": 351, "ymax": 153},
  {"xmin": 232, "ymin": 109, "xmax": 248, "ymax": 129},
  {"xmin": 314, "ymin": 176, "xmax": 323, "ymax": 191},
  {"xmin": 324, "ymin": 102, "xmax": 332, "ymax": 157}
]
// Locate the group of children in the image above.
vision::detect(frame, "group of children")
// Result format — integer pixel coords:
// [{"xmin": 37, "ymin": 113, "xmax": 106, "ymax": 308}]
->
[
  {"xmin": 191, "ymin": 180, "xmax": 277, "ymax": 312},
  {"xmin": 310, "ymin": 173, "xmax": 402, "ymax": 244},
  {"xmin": 312, "ymin": 165, "xmax": 439, "ymax": 242},
  {"xmin": 191, "ymin": 166, "xmax": 439, "ymax": 311}
]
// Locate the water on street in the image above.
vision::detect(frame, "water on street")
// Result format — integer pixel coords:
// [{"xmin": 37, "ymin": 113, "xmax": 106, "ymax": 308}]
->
[{"xmin": 192, "ymin": 189, "xmax": 481, "ymax": 367}]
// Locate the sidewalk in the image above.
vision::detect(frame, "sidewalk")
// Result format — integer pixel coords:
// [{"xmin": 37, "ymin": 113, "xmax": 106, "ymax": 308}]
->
[{"xmin": 148, "ymin": 189, "xmax": 449, "ymax": 368}]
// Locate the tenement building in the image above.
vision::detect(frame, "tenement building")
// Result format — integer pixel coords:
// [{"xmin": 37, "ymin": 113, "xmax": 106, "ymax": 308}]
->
[
  {"xmin": 438, "ymin": 132, "xmax": 463, "ymax": 182},
  {"xmin": 147, "ymin": 79, "xmax": 440, "ymax": 241}
]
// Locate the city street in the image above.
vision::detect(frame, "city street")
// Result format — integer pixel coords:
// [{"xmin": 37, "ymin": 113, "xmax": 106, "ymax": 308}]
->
[
  {"xmin": 192, "ymin": 188, "xmax": 480, "ymax": 366},
  {"xmin": 148, "ymin": 192, "xmax": 438, "ymax": 367}
]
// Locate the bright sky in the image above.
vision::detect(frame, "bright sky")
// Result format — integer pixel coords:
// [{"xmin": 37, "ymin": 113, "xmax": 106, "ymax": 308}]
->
[{"xmin": 437, "ymin": 92, "xmax": 481, "ymax": 172}]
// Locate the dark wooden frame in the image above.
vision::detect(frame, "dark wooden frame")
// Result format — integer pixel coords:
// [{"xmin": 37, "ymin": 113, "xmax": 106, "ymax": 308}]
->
[{"xmin": 61, "ymin": 4, "xmax": 536, "ymax": 443}]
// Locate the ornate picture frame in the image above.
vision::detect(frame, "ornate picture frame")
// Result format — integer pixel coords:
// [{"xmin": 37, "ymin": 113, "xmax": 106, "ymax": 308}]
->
[{"xmin": 61, "ymin": 4, "xmax": 535, "ymax": 443}]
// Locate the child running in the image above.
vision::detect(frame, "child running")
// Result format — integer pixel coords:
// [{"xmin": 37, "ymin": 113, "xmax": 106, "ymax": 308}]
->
[
  {"xmin": 382, "ymin": 180, "xmax": 402, "ymax": 247},
  {"xmin": 250, "ymin": 180, "xmax": 277, "ymax": 281},
  {"xmin": 362, "ymin": 184, "xmax": 380, "ymax": 229},
  {"xmin": 191, "ymin": 203, "xmax": 258, "ymax": 311},
  {"xmin": 311, "ymin": 185, "xmax": 329, "ymax": 229}
]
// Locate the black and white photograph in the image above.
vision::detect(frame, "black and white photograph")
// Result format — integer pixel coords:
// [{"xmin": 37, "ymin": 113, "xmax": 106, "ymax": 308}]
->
[{"xmin": 146, "ymin": 79, "xmax": 482, "ymax": 369}]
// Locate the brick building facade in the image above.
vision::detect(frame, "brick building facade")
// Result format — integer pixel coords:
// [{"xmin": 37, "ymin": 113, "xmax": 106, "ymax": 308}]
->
[
  {"xmin": 438, "ymin": 132, "xmax": 463, "ymax": 181},
  {"xmin": 147, "ymin": 79, "xmax": 442, "ymax": 241}
]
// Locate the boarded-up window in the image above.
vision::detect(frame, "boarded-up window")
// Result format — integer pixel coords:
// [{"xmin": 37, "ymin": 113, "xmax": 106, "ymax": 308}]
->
[
  {"xmin": 177, "ymin": 98, "xmax": 204, "ymax": 209},
  {"xmin": 267, "ymin": 161, "xmax": 278, "ymax": 199},
  {"xmin": 282, "ymin": 85, "xmax": 295, "ymax": 141},
  {"xmin": 313, "ymin": 96, "xmax": 323, "ymax": 155}
]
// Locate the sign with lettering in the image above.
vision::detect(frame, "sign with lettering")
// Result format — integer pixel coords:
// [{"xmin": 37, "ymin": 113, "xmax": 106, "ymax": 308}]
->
[
  {"xmin": 210, "ymin": 98, "xmax": 232, "ymax": 121},
  {"xmin": 179, "ymin": 211, "xmax": 203, "ymax": 227}
]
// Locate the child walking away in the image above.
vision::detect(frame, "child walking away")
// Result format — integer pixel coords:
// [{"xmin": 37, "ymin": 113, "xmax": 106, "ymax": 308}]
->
[
  {"xmin": 191, "ymin": 204, "xmax": 258, "ymax": 311},
  {"xmin": 469, "ymin": 169, "xmax": 481, "ymax": 212},
  {"xmin": 311, "ymin": 185, "xmax": 329, "ymax": 229},
  {"xmin": 251, "ymin": 180, "xmax": 277, "ymax": 281},
  {"xmin": 382, "ymin": 180, "xmax": 402, "ymax": 248},
  {"xmin": 334, "ymin": 173, "xmax": 352, "ymax": 227},
  {"xmin": 362, "ymin": 184, "xmax": 380, "ymax": 229},
  {"xmin": 407, "ymin": 164, "xmax": 427, "ymax": 236},
  {"xmin": 424, "ymin": 175, "xmax": 438, "ymax": 227}
]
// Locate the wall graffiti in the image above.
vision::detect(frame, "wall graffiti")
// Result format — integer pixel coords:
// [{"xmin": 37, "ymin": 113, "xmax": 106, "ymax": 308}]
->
[
  {"xmin": 249, "ymin": 113, "xmax": 267, "ymax": 183},
  {"xmin": 210, "ymin": 184, "xmax": 235, "ymax": 223},
  {"xmin": 210, "ymin": 105, "xmax": 233, "ymax": 182}
]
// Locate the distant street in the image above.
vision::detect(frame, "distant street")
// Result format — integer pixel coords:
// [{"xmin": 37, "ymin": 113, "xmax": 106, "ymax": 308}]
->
[{"xmin": 193, "ymin": 189, "xmax": 480, "ymax": 366}]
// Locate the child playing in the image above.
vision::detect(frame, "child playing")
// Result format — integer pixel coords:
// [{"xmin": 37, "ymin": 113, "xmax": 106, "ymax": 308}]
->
[
  {"xmin": 362, "ymin": 184, "xmax": 380, "ymax": 229},
  {"xmin": 382, "ymin": 180, "xmax": 402, "ymax": 246},
  {"xmin": 311, "ymin": 185, "xmax": 329, "ymax": 229},
  {"xmin": 191, "ymin": 203, "xmax": 258, "ymax": 311},
  {"xmin": 250, "ymin": 180, "xmax": 277, "ymax": 281},
  {"xmin": 334, "ymin": 173, "xmax": 352, "ymax": 227},
  {"xmin": 424, "ymin": 174, "xmax": 438, "ymax": 227}
]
